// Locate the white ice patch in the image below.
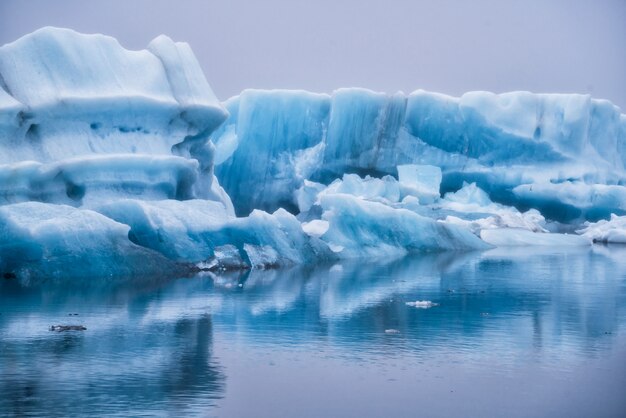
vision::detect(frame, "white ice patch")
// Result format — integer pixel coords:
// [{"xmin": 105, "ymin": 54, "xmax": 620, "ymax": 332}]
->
[
  {"xmin": 302, "ymin": 219, "xmax": 330, "ymax": 238},
  {"xmin": 406, "ymin": 300, "xmax": 439, "ymax": 309},
  {"xmin": 577, "ymin": 214, "xmax": 626, "ymax": 244}
]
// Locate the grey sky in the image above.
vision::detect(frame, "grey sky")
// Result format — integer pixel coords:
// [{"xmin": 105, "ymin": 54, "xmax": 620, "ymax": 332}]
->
[{"xmin": 1, "ymin": 0, "xmax": 624, "ymax": 109}]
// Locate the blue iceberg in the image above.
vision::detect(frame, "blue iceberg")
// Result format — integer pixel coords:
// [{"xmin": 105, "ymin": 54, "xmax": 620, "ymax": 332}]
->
[{"xmin": 1, "ymin": 27, "xmax": 625, "ymax": 280}]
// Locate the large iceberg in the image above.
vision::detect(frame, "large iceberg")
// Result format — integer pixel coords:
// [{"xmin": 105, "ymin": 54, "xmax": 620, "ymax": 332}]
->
[
  {"xmin": 0, "ymin": 27, "xmax": 237, "ymax": 278},
  {"xmin": 1, "ymin": 27, "xmax": 624, "ymax": 280},
  {"xmin": 213, "ymin": 89, "xmax": 626, "ymax": 222}
]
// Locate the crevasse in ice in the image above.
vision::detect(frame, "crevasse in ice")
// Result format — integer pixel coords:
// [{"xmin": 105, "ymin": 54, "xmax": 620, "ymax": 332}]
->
[{"xmin": 2, "ymin": 27, "xmax": 625, "ymax": 280}]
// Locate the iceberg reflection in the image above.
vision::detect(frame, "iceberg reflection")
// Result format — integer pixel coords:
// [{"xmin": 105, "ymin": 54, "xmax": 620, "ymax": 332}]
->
[{"xmin": 1, "ymin": 246, "xmax": 625, "ymax": 416}]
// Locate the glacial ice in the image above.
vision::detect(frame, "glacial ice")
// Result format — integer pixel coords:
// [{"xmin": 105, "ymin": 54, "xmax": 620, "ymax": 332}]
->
[
  {"xmin": 397, "ymin": 164, "xmax": 442, "ymax": 204},
  {"xmin": 0, "ymin": 155, "xmax": 201, "ymax": 206},
  {"xmin": 317, "ymin": 193, "xmax": 491, "ymax": 258},
  {"xmin": 0, "ymin": 27, "xmax": 230, "ymax": 209},
  {"xmin": 577, "ymin": 215, "xmax": 626, "ymax": 244},
  {"xmin": 0, "ymin": 202, "xmax": 182, "ymax": 280},
  {"xmin": 212, "ymin": 88, "xmax": 626, "ymax": 222},
  {"xmin": 480, "ymin": 228, "xmax": 590, "ymax": 247},
  {"xmin": 0, "ymin": 27, "xmax": 624, "ymax": 280},
  {"xmin": 213, "ymin": 89, "xmax": 330, "ymax": 215},
  {"xmin": 439, "ymin": 182, "xmax": 548, "ymax": 234},
  {"xmin": 96, "ymin": 199, "xmax": 234, "ymax": 263}
]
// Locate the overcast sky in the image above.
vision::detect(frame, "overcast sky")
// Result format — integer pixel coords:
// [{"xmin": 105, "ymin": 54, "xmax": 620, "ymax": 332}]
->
[{"xmin": 1, "ymin": 0, "xmax": 624, "ymax": 108}]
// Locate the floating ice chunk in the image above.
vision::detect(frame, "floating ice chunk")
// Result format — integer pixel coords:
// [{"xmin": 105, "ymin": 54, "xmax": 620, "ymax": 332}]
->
[
  {"xmin": 319, "ymin": 193, "xmax": 491, "ymax": 258},
  {"xmin": 0, "ymin": 202, "xmax": 181, "ymax": 281},
  {"xmin": 400, "ymin": 195, "xmax": 421, "ymax": 210},
  {"xmin": 440, "ymin": 183, "xmax": 547, "ymax": 234},
  {"xmin": 397, "ymin": 164, "xmax": 442, "ymax": 204},
  {"xmin": 577, "ymin": 214, "xmax": 626, "ymax": 243},
  {"xmin": 296, "ymin": 173, "xmax": 402, "ymax": 215},
  {"xmin": 406, "ymin": 300, "xmax": 439, "ymax": 308},
  {"xmin": 480, "ymin": 228, "xmax": 591, "ymax": 247},
  {"xmin": 443, "ymin": 215, "xmax": 501, "ymax": 236},
  {"xmin": 210, "ymin": 208, "xmax": 334, "ymax": 267}
]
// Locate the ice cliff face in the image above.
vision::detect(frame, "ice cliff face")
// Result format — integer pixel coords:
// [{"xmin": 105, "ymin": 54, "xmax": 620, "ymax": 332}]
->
[
  {"xmin": 213, "ymin": 89, "xmax": 626, "ymax": 221},
  {"xmin": 1, "ymin": 28, "xmax": 625, "ymax": 281}
]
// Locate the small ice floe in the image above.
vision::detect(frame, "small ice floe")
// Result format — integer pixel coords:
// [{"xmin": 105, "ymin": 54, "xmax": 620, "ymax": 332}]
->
[
  {"xmin": 406, "ymin": 300, "xmax": 439, "ymax": 309},
  {"xmin": 384, "ymin": 329, "xmax": 400, "ymax": 334},
  {"xmin": 49, "ymin": 325, "xmax": 86, "ymax": 332}
]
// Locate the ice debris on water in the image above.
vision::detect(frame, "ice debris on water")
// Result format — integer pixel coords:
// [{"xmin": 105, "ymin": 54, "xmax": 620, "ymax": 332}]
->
[
  {"xmin": 50, "ymin": 325, "xmax": 86, "ymax": 332},
  {"xmin": 406, "ymin": 301, "xmax": 439, "ymax": 309}
]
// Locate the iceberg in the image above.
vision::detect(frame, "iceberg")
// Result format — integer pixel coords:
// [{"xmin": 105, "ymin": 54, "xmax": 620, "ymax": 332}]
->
[
  {"xmin": 212, "ymin": 88, "xmax": 626, "ymax": 223},
  {"xmin": 577, "ymin": 214, "xmax": 626, "ymax": 244},
  {"xmin": 0, "ymin": 27, "xmax": 231, "ymax": 209},
  {"xmin": 317, "ymin": 193, "xmax": 491, "ymax": 258},
  {"xmin": 0, "ymin": 27, "xmax": 237, "ymax": 278},
  {"xmin": 439, "ymin": 182, "xmax": 548, "ymax": 234},
  {"xmin": 0, "ymin": 27, "xmax": 623, "ymax": 280},
  {"xmin": 98, "ymin": 199, "xmax": 331, "ymax": 269},
  {"xmin": 0, "ymin": 202, "xmax": 184, "ymax": 281}
]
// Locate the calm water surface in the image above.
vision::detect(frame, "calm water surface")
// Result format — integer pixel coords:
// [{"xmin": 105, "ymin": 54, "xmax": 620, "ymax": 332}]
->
[{"xmin": 1, "ymin": 246, "xmax": 625, "ymax": 417}]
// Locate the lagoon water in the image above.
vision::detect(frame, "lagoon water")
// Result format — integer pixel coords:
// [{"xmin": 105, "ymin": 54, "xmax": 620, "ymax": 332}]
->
[{"xmin": 1, "ymin": 246, "xmax": 625, "ymax": 417}]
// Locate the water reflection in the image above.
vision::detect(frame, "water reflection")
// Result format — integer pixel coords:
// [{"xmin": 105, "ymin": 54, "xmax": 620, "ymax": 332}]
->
[
  {"xmin": 1, "ymin": 246, "xmax": 625, "ymax": 417},
  {"xmin": 0, "ymin": 279, "xmax": 225, "ymax": 417}
]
